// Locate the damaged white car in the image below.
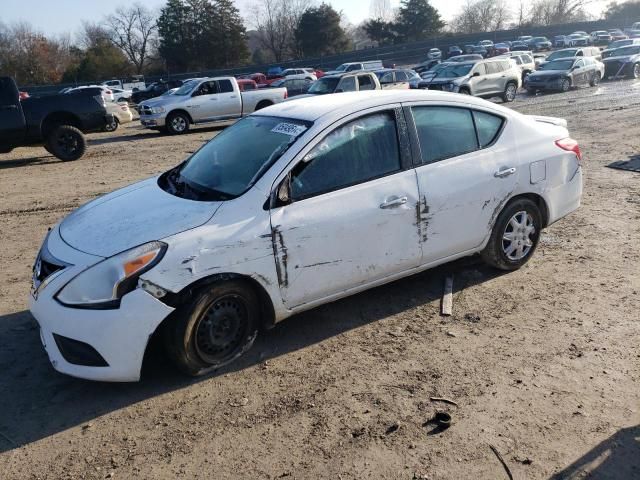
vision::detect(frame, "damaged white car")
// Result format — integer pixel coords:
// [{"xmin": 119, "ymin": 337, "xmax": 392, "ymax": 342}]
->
[{"xmin": 30, "ymin": 91, "xmax": 583, "ymax": 382}]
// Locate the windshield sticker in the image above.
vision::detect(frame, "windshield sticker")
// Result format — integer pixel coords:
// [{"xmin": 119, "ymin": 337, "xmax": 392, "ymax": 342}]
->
[{"xmin": 271, "ymin": 123, "xmax": 307, "ymax": 137}]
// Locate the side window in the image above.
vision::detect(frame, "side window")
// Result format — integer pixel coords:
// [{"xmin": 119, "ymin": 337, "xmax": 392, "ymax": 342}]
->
[
  {"xmin": 217, "ymin": 79, "xmax": 234, "ymax": 93},
  {"xmin": 380, "ymin": 72, "xmax": 394, "ymax": 84},
  {"xmin": 473, "ymin": 63, "xmax": 487, "ymax": 76},
  {"xmin": 576, "ymin": 50, "xmax": 584, "ymax": 56},
  {"xmin": 412, "ymin": 107, "xmax": 478, "ymax": 164},
  {"xmin": 339, "ymin": 76, "xmax": 357, "ymax": 92},
  {"xmin": 514, "ymin": 57, "xmax": 523, "ymax": 65},
  {"xmin": 574, "ymin": 59, "xmax": 585, "ymax": 68},
  {"xmin": 485, "ymin": 63, "xmax": 500, "ymax": 74},
  {"xmin": 473, "ymin": 111, "xmax": 504, "ymax": 148},
  {"xmin": 348, "ymin": 64, "xmax": 362, "ymax": 72},
  {"xmin": 358, "ymin": 75, "xmax": 375, "ymax": 90},
  {"xmin": 195, "ymin": 81, "xmax": 218, "ymax": 96},
  {"xmin": 290, "ymin": 112, "xmax": 401, "ymax": 200},
  {"xmin": 523, "ymin": 54, "xmax": 533, "ymax": 63},
  {"xmin": 395, "ymin": 71, "xmax": 408, "ymax": 81}
]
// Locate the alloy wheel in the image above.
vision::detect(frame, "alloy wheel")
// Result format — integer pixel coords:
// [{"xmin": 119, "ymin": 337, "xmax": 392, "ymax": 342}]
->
[
  {"xmin": 171, "ymin": 116, "xmax": 187, "ymax": 132},
  {"xmin": 502, "ymin": 211, "xmax": 536, "ymax": 261}
]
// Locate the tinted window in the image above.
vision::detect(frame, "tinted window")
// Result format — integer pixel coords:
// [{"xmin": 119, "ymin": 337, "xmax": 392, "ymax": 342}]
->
[
  {"xmin": 195, "ymin": 81, "xmax": 218, "ymax": 96},
  {"xmin": 514, "ymin": 56, "xmax": 523, "ymax": 65},
  {"xmin": 396, "ymin": 71, "xmax": 408, "ymax": 81},
  {"xmin": 218, "ymin": 80, "xmax": 234, "ymax": 93},
  {"xmin": 522, "ymin": 54, "xmax": 533, "ymax": 63},
  {"xmin": 290, "ymin": 112, "xmax": 401, "ymax": 200},
  {"xmin": 358, "ymin": 75, "xmax": 375, "ymax": 90},
  {"xmin": 473, "ymin": 111, "xmax": 504, "ymax": 147},
  {"xmin": 339, "ymin": 76, "xmax": 357, "ymax": 92},
  {"xmin": 473, "ymin": 63, "xmax": 487, "ymax": 76},
  {"xmin": 380, "ymin": 72, "xmax": 394, "ymax": 83},
  {"xmin": 412, "ymin": 107, "xmax": 478, "ymax": 164},
  {"xmin": 574, "ymin": 59, "xmax": 585, "ymax": 67},
  {"xmin": 347, "ymin": 64, "xmax": 362, "ymax": 71}
]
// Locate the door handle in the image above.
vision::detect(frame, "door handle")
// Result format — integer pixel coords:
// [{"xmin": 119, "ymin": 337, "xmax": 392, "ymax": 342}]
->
[
  {"xmin": 379, "ymin": 196, "xmax": 408, "ymax": 209},
  {"xmin": 494, "ymin": 167, "xmax": 516, "ymax": 178}
]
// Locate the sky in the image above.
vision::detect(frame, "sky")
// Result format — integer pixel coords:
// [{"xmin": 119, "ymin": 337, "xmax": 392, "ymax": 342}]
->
[{"xmin": 1, "ymin": 0, "xmax": 609, "ymax": 36}]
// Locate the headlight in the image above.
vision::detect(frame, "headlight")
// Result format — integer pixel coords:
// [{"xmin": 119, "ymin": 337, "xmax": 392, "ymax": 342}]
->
[
  {"xmin": 56, "ymin": 241, "xmax": 167, "ymax": 309},
  {"xmin": 150, "ymin": 107, "xmax": 165, "ymax": 114}
]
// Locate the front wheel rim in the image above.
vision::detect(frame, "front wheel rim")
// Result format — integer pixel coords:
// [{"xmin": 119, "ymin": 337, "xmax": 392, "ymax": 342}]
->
[
  {"xmin": 561, "ymin": 80, "xmax": 570, "ymax": 91},
  {"xmin": 171, "ymin": 116, "xmax": 186, "ymax": 132},
  {"xmin": 502, "ymin": 211, "xmax": 536, "ymax": 261},
  {"xmin": 506, "ymin": 85, "xmax": 516, "ymax": 100},
  {"xmin": 194, "ymin": 294, "xmax": 249, "ymax": 364},
  {"xmin": 56, "ymin": 132, "xmax": 79, "ymax": 155}
]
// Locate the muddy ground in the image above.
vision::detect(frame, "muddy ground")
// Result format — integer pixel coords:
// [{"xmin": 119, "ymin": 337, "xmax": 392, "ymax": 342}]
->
[{"xmin": 0, "ymin": 82, "xmax": 639, "ymax": 480}]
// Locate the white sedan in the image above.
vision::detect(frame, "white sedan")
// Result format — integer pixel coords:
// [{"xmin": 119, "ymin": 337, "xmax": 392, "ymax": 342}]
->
[{"xmin": 29, "ymin": 91, "xmax": 583, "ymax": 381}]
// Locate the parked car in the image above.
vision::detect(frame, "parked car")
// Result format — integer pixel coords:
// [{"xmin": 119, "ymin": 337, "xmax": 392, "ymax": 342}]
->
[
  {"xmin": 567, "ymin": 33, "xmax": 590, "ymax": 46},
  {"xmin": 540, "ymin": 47, "xmax": 602, "ymax": 67},
  {"xmin": 417, "ymin": 62, "xmax": 454, "ymax": 84},
  {"xmin": 131, "ymin": 80, "xmax": 183, "ymax": 105},
  {"xmin": 19, "ymin": 91, "xmax": 29, "ymax": 100},
  {"xmin": 499, "ymin": 52, "xmax": 536, "ymax": 82},
  {"xmin": 427, "ymin": 48, "xmax": 442, "ymax": 60},
  {"xmin": 447, "ymin": 45, "xmax": 463, "ymax": 57},
  {"xmin": 602, "ymin": 44, "xmax": 640, "ymax": 79},
  {"xmin": 66, "ymin": 85, "xmax": 115, "ymax": 102},
  {"xmin": 324, "ymin": 60, "xmax": 384, "ymax": 75},
  {"xmin": 524, "ymin": 57, "xmax": 604, "ymax": 93},
  {"xmin": 608, "ymin": 29, "xmax": 628, "ymax": 41},
  {"xmin": 102, "ymin": 76, "xmax": 146, "ymax": 92},
  {"xmin": 419, "ymin": 58, "xmax": 521, "ymax": 103},
  {"xmin": 510, "ymin": 41, "xmax": 530, "ymax": 51},
  {"xmin": 471, "ymin": 45, "xmax": 489, "ymax": 57},
  {"xmin": 602, "ymin": 38, "xmax": 640, "ymax": 58},
  {"xmin": 463, "ymin": 44, "xmax": 476, "ymax": 54},
  {"xmin": 493, "ymin": 43, "xmax": 510, "ymax": 55},
  {"xmin": 110, "ymin": 87, "xmax": 132, "ymax": 103},
  {"xmin": 267, "ymin": 66, "xmax": 284, "ymax": 79},
  {"xmin": 281, "ymin": 68, "xmax": 317, "ymax": 81},
  {"xmin": 529, "ymin": 36, "xmax": 552, "ymax": 52},
  {"xmin": 554, "ymin": 35, "xmax": 570, "ymax": 48},
  {"xmin": 517, "ymin": 36, "xmax": 533, "ymax": 43},
  {"xmin": 302, "ymin": 72, "xmax": 381, "ymax": 96},
  {"xmin": 0, "ymin": 76, "xmax": 112, "ymax": 161},
  {"xmin": 28, "ymin": 90, "xmax": 583, "ymax": 382},
  {"xmin": 374, "ymin": 69, "xmax": 413, "ymax": 90},
  {"xmin": 479, "ymin": 40, "xmax": 494, "ymax": 48},
  {"xmin": 590, "ymin": 31, "xmax": 612, "ymax": 45},
  {"xmin": 104, "ymin": 102, "xmax": 134, "ymax": 132},
  {"xmin": 139, "ymin": 77, "xmax": 287, "ymax": 134},
  {"xmin": 413, "ymin": 58, "xmax": 441, "ymax": 74},
  {"xmin": 269, "ymin": 78, "xmax": 312, "ymax": 97},
  {"xmin": 244, "ymin": 73, "xmax": 282, "ymax": 86},
  {"xmin": 447, "ymin": 54, "xmax": 484, "ymax": 63}
]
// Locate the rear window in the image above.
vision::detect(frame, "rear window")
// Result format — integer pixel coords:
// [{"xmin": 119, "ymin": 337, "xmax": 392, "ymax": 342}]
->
[
  {"xmin": 218, "ymin": 80, "xmax": 234, "ymax": 93},
  {"xmin": 412, "ymin": 107, "xmax": 478, "ymax": 163},
  {"xmin": 473, "ymin": 111, "xmax": 504, "ymax": 147}
]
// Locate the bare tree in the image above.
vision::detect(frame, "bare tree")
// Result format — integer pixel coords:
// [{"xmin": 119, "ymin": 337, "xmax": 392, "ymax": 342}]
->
[
  {"xmin": 528, "ymin": 0, "xmax": 592, "ymax": 26},
  {"xmin": 451, "ymin": 0, "xmax": 511, "ymax": 34},
  {"xmin": 369, "ymin": 0, "xmax": 393, "ymax": 21},
  {"xmin": 105, "ymin": 3, "xmax": 157, "ymax": 74},
  {"xmin": 251, "ymin": 0, "xmax": 311, "ymax": 62}
]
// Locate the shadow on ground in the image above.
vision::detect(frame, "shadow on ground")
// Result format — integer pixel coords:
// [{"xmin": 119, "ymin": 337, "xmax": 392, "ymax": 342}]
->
[
  {"xmin": 550, "ymin": 425, "xmax": 640, "ymax": 480},
  {"xmin": 0, "ymin": 257, "xmax": 499, "ymax": 454}
]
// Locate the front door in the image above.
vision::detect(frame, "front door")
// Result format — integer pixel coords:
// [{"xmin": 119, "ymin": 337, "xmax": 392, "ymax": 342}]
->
[
  {"xmin": 407, "ymin": 104, "xmax": 519, "ymax": 262},
  {"xmin": 469, "ymin": 63, "xmax": 489, "ymax": 95},
  {"xmin": 0, "ymin": 77, "xmax": 25, "ymax": 147},
  {"xmin": 214, "ymin": 79, "xmax": 242, "ymax": 118},
  {"xmin": 269, "ymin": 108, "xmax": 421, "ymax": 308}
]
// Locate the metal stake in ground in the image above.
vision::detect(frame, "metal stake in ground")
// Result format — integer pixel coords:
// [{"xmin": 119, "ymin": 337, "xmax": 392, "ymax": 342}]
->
[{"xmin": 441, "ymin": 275, "xmax": 454, "ymax": 316}]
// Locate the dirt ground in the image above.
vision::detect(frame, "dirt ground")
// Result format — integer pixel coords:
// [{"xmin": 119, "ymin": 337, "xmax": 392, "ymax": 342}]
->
[{"xmin": 1, "ymin": 82, "xmax": 639, "ymax": 480}]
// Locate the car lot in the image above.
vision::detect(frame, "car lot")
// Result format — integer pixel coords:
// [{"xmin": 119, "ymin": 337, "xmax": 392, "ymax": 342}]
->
[{"xmin": 0, "ymin": 80, "xmax": 639, "ymax": 479}]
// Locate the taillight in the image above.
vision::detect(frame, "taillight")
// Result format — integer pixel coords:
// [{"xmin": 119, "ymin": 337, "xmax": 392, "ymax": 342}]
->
[
  {"xmin": 555, "ymin": 137, "xmax": 582, "ymax": 163},
  {"xmin": 284, "ymin": 90, "xmax": 288, "ymax": 99}
]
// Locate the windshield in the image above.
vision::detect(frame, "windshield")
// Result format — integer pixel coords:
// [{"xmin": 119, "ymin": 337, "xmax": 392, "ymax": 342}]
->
[
  {"xmin": 540, "ymin": 60, "xmax": 574, "ymax": 71},
  {"xmin": 609, "ymin": 40, "xmax": 632, "ymax": 48},
  {"xmin": 436, "ymin": 63, "xmax": 473, "ymax": 78},
  {"xmin": 612, "ymin": 45, "xmax": 640, "ymax": 56},
  {"xmin": 163, "ymin": 116, "xmax": 312, "ymax": 200},
  {"xmin": 308, "ymin": 77, "xmax": 340, "ymax": 94},
  {"xmin": 172, "ymin": 82, "xmax": 197, "ymax": 96},
  {"xmin": 547, "ymin": 50, "xmax": 576, "ymax": 60}
]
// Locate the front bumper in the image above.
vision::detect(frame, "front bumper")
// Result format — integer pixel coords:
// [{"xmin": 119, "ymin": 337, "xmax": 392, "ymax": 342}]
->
[
  {"xmin": 139, "ymin": 113, "xmax": 167, "ymax": 128},
  {"xmin": 28, "ymin": 227, "xmax": 174, "ymax": 382},
  {"xmin": 524, "ymin": 77, "xmax": 565, "ymax": 90}
]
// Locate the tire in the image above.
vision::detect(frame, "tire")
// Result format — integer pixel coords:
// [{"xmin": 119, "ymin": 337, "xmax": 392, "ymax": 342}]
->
[
  {"xmin": 255, "ymin": 100, "xmax": 272, "ymax": 111},
  {"xmin": 481, "ymin": 198, "xmax": 542, "ymax": 271},
  {"xmin": 633, "ymin": 63, "xmax": 640, "ymax": 79},
  {"xmin": 104, "ymin": 117, "xmax": 119, "ymax": 132},
  {"xmin": 526, "ymin": 87, "xmax": 537, "ymax": 95},
  {"xmin": 166, "ymin": 111, "xmax": 190, "ymax": 135},
  {"xmin": 46, "ymin": 125, "xmax": 87, "ymax": 161},
  {"xmin": 164, "ymin": 280, "xmax": 259, "ymax": 376},
  {"xmin": 459, "ymin": 88, "xmax": 471, "ymax": 95},
  {"xmin": 590, "ymin": 72, "xmax": 601, "ymax": 87},
  {"xmin": 559, "ymin": 78, "xmax": 571, "ymax": 92},
  {"xmin": 502, "ymin": 81, "xmax": 517, "ymax": 102}
]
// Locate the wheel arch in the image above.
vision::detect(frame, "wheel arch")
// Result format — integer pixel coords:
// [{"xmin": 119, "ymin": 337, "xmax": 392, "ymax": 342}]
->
[
  {"xmin": 167, "ymin": 109, "xmax": 193, "ymax": 124},
  {"xmin": 504, "ymin": 192, "xmax": 550, "ymax": 228},
  {"xmin": 41, "ymin": 111, "xmax": 82, "ymax": 137},
  {"xmin": 255, "ymin": 99, "xmax": 273, "ymax": 111}
]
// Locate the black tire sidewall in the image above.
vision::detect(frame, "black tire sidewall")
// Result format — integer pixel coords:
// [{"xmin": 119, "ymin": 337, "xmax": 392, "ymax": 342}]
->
[
  {"xmin": 482, "ymin": 198, "xmax": 542, "ymax": 271},
  {"xmin": 165, "ymin": 280, "xmax": 259, "ymax": 376},
  {"xmin": 47, "ymin": 125, "xmax": 87, "ymax": 161}
]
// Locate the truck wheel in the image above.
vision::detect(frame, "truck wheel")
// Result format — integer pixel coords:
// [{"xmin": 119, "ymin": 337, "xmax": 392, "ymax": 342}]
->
[
  {"xmin": 104, "ymin": 117, "xmax": 119, "ymax": 132},
  {"xmin": 255, "ymin": 100, "xmax": 273, "ymax": 111},
  {"xmin": 46, "ymin": 125, "xmax": 87, "ymax": 161},
  {"xmin": 166, "ymin": 112, "xmax": 190, "ymax": 135},
  {"xmin": 163, "ymin": 280, "xmax": 259, "ymax": 376}
]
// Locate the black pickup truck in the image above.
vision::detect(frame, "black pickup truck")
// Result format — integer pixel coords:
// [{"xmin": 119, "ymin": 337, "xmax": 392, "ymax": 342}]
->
[{"xmin": 0, "ymin": 77, "xmax": 112, "ymax": 161}]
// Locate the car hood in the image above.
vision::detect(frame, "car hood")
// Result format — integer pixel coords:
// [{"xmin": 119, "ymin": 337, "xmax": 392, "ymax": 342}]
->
[
  {"xmin": 140, "ymin": 95, "xmax": 185, "ymax": 108},
  {"xmin": 59, "ymin": 177, "xmax": 222, "ymax": 257}
]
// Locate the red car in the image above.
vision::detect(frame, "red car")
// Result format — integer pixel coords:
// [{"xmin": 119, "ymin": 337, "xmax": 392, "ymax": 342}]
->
[
  {"xmin": 237, "ymin": 79, "xmax": 258, "ymax": 91},
  {"xmin": 492, "ymin": 43, "xmax": 510, "ymax": 55},
  {"xmin": 246, "ymin": 73, "xmax": 283, "ymax": 87},
  {"xmin": 19, "ymin": 91, "xmax": 29, "ymax": 100},
  {"xmin": 314, "ymin": 69, "xmax": 325, "ymax": 78}
]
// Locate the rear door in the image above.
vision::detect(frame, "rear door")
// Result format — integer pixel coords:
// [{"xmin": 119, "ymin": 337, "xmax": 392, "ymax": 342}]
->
[
  {"xmin": 572, "ymin": 59, "xmax": 587, "ymax": 85},
  {"xmin": 0, "ymin": 77, "xmax": 25, "ymax": 146},
  {"xmin": 269, "ymin": 107, "xmax": 421, "ymax": 307},
  {"xmin": 406, "ymin": 104, "xmax": 518, "ymax": 262}
]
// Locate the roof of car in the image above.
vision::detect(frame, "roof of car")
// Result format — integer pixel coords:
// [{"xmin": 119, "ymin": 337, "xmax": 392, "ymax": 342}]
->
[{"xmin": 256, "ymin": 90, "xmax": 505, "ymax": 122}]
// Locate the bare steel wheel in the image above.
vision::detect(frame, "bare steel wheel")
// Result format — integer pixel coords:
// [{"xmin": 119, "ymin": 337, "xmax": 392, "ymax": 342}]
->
[
  {"xmin": 502, "ymin": 211, "xmax": 536, "ymax": 261},
  {"xmin": 481, "ymin": 198, "xmax": 542, "ymax": 271},
  {"xmin": 164, "ymin": 280, "xmax": 259, "ymax": 376}
]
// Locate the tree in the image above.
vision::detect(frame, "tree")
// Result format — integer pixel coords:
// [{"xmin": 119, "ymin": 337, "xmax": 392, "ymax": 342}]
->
[
  {"xmin": 605, "ymin": 0, "xmax": 640, "ymax": 24},
  {"xmin": 394, "ymin": 0, "xmax": 444, "ymax": 42},
  {"xmin": 362, "ymin": 18, "xmax": 397, "ymax": 46},
  {"xmin": 252, "ymin": 0, "xmax": 310, "ymax": 62},
  {"xmin": 527, "ymin": 0, "xmax": 591, "ymax": 26},
  {"xmin": 294, "ymin": 4, "xmax": 351, "ymax": 57},
  {"xmin": 211, "ymin": 0, "xmax": 249, "ymax": 67},
  {"xmin": 105, "ymin": 3, "xmax": 157, "ymax": 74},
  {"xmin": 451, "ymin": 0, "xmax": 511, "ymax": 34}
]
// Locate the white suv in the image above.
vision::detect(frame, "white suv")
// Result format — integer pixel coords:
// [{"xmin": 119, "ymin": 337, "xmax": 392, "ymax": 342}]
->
[{"xmin": 281, "ymin": 68, "xmax": 317, "ymax": 81}]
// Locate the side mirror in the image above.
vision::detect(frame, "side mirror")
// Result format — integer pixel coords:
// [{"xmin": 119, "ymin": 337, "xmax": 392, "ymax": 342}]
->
[
  {"xmin": 472, "ymin": 72, "xmax": 480, "ymax": 77},
  {"xmin": 277, "ymin": 174, "xmax": 291, "ymax": 205}
]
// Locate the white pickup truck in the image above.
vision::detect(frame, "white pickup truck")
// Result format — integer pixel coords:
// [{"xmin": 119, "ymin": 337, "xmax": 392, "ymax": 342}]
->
[{"xmin": 139, "ymin": 77, "xmax": 288, "ymax": 134}]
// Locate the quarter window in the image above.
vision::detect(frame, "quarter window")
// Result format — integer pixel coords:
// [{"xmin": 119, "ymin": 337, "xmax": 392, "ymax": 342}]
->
[
  {"xmin": 339, "ymin": 76, "xmax": 357, "ymax": 92},
  {"xmin": 473, "ymin": 111, "xmax": 504, "ymax": 148},
  {"xmin": 290, "ymin": 112, "xmax": 401, "ymax": 200},
  {"xmin": 396, "ymin": 71, "xmax": 408, "ymax": 81},
  {"xmin": 412, "ymin": 107, "xmax": 478, "ymax": 163},
  {"xmin": 358, "ymin": 75, "xmax": 375, "ymax": 90}
]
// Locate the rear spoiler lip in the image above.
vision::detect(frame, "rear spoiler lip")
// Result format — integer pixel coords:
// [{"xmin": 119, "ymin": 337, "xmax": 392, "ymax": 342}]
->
[{"xmin": 529, "ymin": 115, "xmax": 568, "ymax": 128}]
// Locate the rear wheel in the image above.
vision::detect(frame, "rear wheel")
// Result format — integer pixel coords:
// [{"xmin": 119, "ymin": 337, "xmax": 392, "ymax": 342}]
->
[
  {"xmin": 502, "ymin": 82, "xmax": 517, "ymax": 102},
  {"xmin": 481, "ymin": 198, "xmax": 542, "ymax": 271},
  {"xmin": 526, "ymin": 87, "xmax": 537, "ymax": 95},
  {"xmin": 164, "ymin": 281, "xmax": 259, "ymax": 376},
  {"xmin": 46, "ymin": 125, "xmax": 87, "ymax": 161},
  {"xmin": 633, "ymin": 63, "xmax": 640, "ymax": 79},
  {"xmin": 589, "ymin": 72, "xmax": 601, "ymax": 87},
  {"xmin": 458, "ymin": 87, "xmax": 471, "ymax": 95},
  {"xmin": 166, "ymin": 112, "xmax": 190, "ymax": 135},
  {"xmin": 104, "ymin": 117, "xmax": 119, "ymax": 132}
]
